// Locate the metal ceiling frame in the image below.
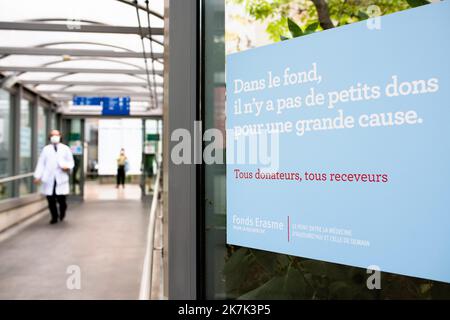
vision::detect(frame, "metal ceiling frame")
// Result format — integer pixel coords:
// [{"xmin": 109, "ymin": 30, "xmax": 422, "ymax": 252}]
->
[
  {"xmin": 0, "ymin": 41, "xmax": 162, "ymax": 62},
  {"xmin": 0, "ymin": 65, "xmax": 163, "ymax": 76},
  {"xmin": 21, "ymin": 79, "xmax": 163, "ymax": 87},
  {"xmin": 35, "ymin": 57, "xmax": 163, "ymax": 91},
  {"xmin": 55, "ymin": 96, "xmax": 160, "ymax": 102},
  {"xmin": 0, "ymin": 46, "xmax": 163, "ymax": 59},
  {"xmin": 38, "ymin": 41, "xmax": 137, "ymax": 53},
  {"xmin": 38, "ymin": 89, "xmax": 163, "ymax": 97},
  {"xmin": 0, "ymin": 21, "xmax": 163, "ymax": 36},
  {"xmin": 0, "ymin": 41, "xmax": 164, "ymax": 87},
  {"xmin": 22, "ymin": 18, "xmax": 164, "ymax": 46},
  {"xmin": 0, "ymin": 60, "xmax": 151, "ymax": 94},
  {"xmin": 115, "ymin": 0, "xmax": 163, "ymax": 20},
  {"xmin": 0, "ymin": 0, "xmax": 165, "ymax": 112}
]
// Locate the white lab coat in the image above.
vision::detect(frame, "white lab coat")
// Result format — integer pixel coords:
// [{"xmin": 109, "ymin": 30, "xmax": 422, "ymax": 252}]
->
[{"xmin": 33, "ymin": 143, "xmax": 75, "ymax": 196}]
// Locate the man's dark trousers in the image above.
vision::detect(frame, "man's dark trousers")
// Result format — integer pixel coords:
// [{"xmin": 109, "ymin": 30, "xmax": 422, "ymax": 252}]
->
[{"xmin": 46, "ymin": 180, "xmax": 67, "ymax": 222}]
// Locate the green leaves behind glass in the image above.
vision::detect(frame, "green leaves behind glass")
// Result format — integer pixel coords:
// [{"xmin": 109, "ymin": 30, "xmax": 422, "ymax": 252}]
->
[
  {"xmin": 406, "ymin": 0, "xmax": 431, "ymax": 8},
  {"xmin": 239, "ymin": 265, "xmax": 308, "ymax": 299},
  {"xmin": 287, "ymin": 17, "xmax": 303, "ymax": 37},
  {"xmin": 304, "ymin": 22, "xmax": 319, "ymax": 34},
  {"xmin": 357, "ymin": 10, "xmax": 370, "ymax": 21},
  {"xmin": 223, "ymin": 247, "xmax": 450, "ymax": 299},
  {"xmin": 282, "ymin": 18, "xmax": 319, "ymax": 41}
]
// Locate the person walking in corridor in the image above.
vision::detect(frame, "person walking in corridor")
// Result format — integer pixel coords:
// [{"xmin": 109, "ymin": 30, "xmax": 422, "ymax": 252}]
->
[
  {"xmin": 116, "ymin": 148, "xmax": 128, "ymax": 188},
  {"xmin": 33, "ymin": 130, "xmax": 75, "ymax": 224}
]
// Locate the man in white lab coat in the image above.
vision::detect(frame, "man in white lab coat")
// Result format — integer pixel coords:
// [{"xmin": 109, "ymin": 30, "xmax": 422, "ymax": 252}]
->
[{"xmin": 34, "ymin": 130, "xmax": 75, "ymax": 224}]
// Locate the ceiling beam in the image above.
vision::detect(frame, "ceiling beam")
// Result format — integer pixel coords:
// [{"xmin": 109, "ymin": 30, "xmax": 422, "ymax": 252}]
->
[
  {"xmin": 0, "ymin": 65, "xmax": 163, "ymax": 76},
  {"xmin": 0, "ymin": 47, "xmax": 163, "ymax": 59},
  {"xmin": 21, "ymin": 79, "xmax": 163, "ymax": 87},
  {"xmin": 115, "ymin": 0, "xmax": 164, "ymax": 20},
  {"xmin": 61, "ymin": 111, "xmax": 163, "ymax": 118},
  {"xmin": 0, "ymin": 21, "xmax": 163, "ymax": 36},
  {"xmin": 20, "ymin": 19, "xmax": 163, "ymax": 46},
  {"xmin": 38, "ymin": 90, "xmax": 162, "ymax": 97},
  {"xmin": 55, "ymin": 96, "xmax": 159, "ymax": 102}
]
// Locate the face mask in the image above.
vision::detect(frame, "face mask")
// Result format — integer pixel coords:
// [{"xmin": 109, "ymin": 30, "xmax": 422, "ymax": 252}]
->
[{"xmin": 50, "ymin": 135, "xmax": 61, "ymax": 144}]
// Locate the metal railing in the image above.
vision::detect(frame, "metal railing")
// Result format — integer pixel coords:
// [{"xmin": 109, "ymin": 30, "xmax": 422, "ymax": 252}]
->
[
  {"xmin": 0, "ymin": 173, "xmax": 34, "ymax": 184},
  {"xmin": 139, "ymin": 163, "xmax": 162, "ymax": 300}
]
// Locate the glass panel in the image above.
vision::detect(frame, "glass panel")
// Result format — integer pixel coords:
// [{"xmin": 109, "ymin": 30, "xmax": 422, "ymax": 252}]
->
[
  {"xmin": 143, "ymin": 119, "xmax": 160, "ymax": 193},
  {"xmin": 204, "ymin": 0, "xmax": 227, "ymax": 299},
  {"xmin": 19, "ymin": 99, "xmax": 33, "ymax": 196},
  {"xmin": 50, "ymin": 113, "xmax": 57, "ymax": 131},
  {"xmin": 0, "ymin": 89, "xmax": 12, "ymax": 200},
  {"xmin": 203, "ymin": 0, "xmax": 450, "ymax": 299},
  {"xmin": 37, "ymin": 105, "xmax": 47, "ymax": 154},
  {"xmin": 86, "ymin": 119, "xmax": 99, "ymax": 180},
  {"xmin": 67, "ymin": 119, "xmax": 83, "ymax": 196}
]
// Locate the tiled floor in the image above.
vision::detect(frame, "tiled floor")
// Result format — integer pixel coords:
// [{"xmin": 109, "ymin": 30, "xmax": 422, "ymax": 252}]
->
[
  {"xmin": 0, "ymin": 183, "xmax": 151, "ymax": 299},
  {"xmin": 84, "ymin": 181, "xmax": 142, "ymax": 201}
]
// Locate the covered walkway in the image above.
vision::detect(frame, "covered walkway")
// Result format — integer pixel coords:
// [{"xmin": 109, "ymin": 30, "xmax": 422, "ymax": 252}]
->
[{"xmin": 0, "ymin": 185, "xmax": 150, "ymax": 300}]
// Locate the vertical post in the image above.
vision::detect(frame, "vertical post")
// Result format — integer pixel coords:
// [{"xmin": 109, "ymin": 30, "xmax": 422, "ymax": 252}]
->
[
  {"xmin": 165, "ymin": 0, "xmax": 199, "ymax": 299},
  {"xmin": 46, "ymin": 109, "xmax": 52, "ymax": 137},
  {"xmin": 141, "ymin": 118, "xmax": 146, "ymax": 199},
  {"xmin": 12, "ymin": 86, "xmax": 22, "ymax": 197},
  {"xmin": 80, "ymin": 119, "xmax": 85, "ymax": 199},
  {"xmin": 156, "ymin": 119, "xmax": 159, "ymax": 161},
  {"xmin": 6, "ymin": 87, "xmax": 15, "ymax": 199},
  {"xmin": 30, "ymin": 95, "xmax": 38, "ymax": 193},
  {"xmin": 56, "ymin": 111, "xmax": 62, "ymax": 131}
]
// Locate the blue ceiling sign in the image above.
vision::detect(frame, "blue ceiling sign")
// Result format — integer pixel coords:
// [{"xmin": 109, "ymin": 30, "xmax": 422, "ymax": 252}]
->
[{"xmin": 73, "ymin": 96, "xmax": 131, "ymax": 116}]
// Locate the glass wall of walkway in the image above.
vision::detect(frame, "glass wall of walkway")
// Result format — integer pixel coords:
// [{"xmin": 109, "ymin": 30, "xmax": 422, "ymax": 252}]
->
[{"xmin": 0, "ymin": 85, "xmax": 59, "ymax": 202}]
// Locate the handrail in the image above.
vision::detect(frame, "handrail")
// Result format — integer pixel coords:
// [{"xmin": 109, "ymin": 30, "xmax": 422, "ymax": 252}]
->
[
  {"xmin": 139, "ymin": 163, "xmax": 162, "ymax": 300},
  {"xmin": 0, "ymin": 173, "xmax": 34, "ymax": 184}
]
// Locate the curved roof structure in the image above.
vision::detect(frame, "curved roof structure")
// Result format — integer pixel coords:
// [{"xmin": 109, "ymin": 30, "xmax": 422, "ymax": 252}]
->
[{"xmin": 0, "ymin": 0, "xmax": 164, "ymax": 115}]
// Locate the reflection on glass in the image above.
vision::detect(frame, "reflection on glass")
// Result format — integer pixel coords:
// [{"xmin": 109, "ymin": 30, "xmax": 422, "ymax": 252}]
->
[
  {"xmin": 202, "ymin": 0, "xmax": 450, "ymax": 299},
  {"xmin": 37, "ymin": 105, "xmax": 47, "ymax": 153},
  {"xmin": 86, "ymin": 119, "xmax": 99, "ymax": 180},
  {"xmin": 19, "ymin": 99, "xmax": 33, "ymax": 196},
  {"xmin": 0, "ymin": 89, "xmax": 12, "ymax": 200},
  {"xmin": 67, "ymin": 119, "xmax": 83, "ymax": 196},
  {"xmin": 143, "ymin": 119, "xmax": 161, "ymax": 193},
  {"xmin": 50, "ymin": 113, "xmax": 57, "ymax": 131},
  {"xmin": 204, "ymin": 0, "xmax": 227, "ymax": 299}
]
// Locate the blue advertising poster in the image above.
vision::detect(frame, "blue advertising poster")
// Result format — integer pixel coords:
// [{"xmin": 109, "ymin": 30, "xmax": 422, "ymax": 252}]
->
[{"xmin": 226, "ymin": 2, "xmax": 450, "ymax": 283}]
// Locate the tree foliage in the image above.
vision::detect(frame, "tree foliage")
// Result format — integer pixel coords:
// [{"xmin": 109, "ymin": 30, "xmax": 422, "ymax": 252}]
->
[
  {"xmin": 223, "ymin": 246, "xmax": 450, "ymax": 299},
  {"xmin": 228, "ymin": 0, "xmax": 429, "ymax": 42}
]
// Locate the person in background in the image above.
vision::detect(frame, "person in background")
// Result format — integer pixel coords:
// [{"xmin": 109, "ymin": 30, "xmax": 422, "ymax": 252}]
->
[
  {"xmin": 33, "ymin": 130, "xmax": 75, "ymax": 224},
  {"xmin": 116, "ymin": 148, "xmax": 128, "ymax": 188}
]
